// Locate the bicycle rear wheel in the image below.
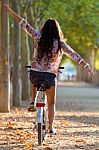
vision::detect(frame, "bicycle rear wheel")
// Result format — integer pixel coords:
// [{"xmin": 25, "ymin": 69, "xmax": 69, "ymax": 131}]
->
[
  {"xmin": 38, "ymin": 123, "xmax": 42, "ymax": 145},
  {"xmin": 37, "ymin": 107, "xmax": 47, "ymax": 145}
]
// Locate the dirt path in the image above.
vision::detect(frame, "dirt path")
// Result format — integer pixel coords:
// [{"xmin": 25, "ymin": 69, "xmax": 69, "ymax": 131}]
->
[
  {"xmin": 0, "ymin": 83, "xmax": 99, "ymax": 149},
  {"xmin": 0, "ymin": 108, "xmax": 99, "ymax": 150},
  {"xmin": 56, "ymin": 82, "xmax": 99, "ymax": 112}
]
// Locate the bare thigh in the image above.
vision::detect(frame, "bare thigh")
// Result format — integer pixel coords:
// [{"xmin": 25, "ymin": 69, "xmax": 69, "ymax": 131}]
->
[
  {"xmin": 31, "ymin": 84, "xmax": 37, "ymax": 100},
  {"xmin": 46, "ymin": 86, "xmax": 56, "ymax": 105}
]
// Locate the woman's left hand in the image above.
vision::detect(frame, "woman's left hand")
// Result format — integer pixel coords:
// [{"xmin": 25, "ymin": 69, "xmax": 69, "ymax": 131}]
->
[{"xmin": 85, "ymin": 65, "xmax": 95, "ymax": 77}]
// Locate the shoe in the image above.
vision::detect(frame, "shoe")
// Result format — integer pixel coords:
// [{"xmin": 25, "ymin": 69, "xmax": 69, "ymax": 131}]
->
[
  {"xmin": 28, "ymin": 102, "xmax": 37, "ymax": 112},
  {"xmin": 49, "ymin": 128, "xmax": 56, "ymax": 135}
]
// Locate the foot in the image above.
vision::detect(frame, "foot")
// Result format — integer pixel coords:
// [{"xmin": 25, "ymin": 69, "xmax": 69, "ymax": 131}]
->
[
  {"xmin": 28, "ymin": 102, "xmax": 37, "ymax": 112},
  {"xmin": 49, "ymin": 128, "xmax": 56, "ymax": 135}
]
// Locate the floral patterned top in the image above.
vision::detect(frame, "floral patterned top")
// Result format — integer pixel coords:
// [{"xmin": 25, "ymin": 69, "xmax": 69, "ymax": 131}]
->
[{"xmin": 20, "ymin": 19, "xmax": 83, "ymax": 76}]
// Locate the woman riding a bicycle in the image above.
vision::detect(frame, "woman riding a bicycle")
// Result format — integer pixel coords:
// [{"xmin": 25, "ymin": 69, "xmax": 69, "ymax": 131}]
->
[{"xmin": 4, "ymin": 4, "xmax": 95, "ymax": 134}]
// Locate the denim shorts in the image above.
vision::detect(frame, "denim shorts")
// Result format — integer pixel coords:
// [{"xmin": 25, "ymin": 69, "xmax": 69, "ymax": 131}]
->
[{"xmin": 30, "ymin": 70, "xmax": 56, "ymax": 87}]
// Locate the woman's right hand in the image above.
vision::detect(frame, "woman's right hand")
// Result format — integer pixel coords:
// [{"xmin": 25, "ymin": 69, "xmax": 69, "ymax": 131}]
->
[
  {"xmin": 3, "ymin": 4, "xmax": 11, "ymax": 12},
  {"xmin": 3, "ymin": 4, "xmax": 22, "ymax": 22}
]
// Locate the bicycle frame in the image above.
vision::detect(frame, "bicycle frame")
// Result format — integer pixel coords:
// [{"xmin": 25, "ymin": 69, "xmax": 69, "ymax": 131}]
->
[
  {"xmin": 34, "ymin": 85, "xmax": 47, "ymax": 145},
  {"xmin": 35, "ymin": 90, "xmax": 46, "ymax": 123}
]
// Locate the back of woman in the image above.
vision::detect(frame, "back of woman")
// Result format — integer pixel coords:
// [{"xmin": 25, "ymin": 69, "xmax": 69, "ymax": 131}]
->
[
  {"xmin": 31, "ymin": 19, "xmax": 63, "ymax": 75},
  {"xmin": 4, "ymin": 4, "xmax": 95, "ymax": 134}
]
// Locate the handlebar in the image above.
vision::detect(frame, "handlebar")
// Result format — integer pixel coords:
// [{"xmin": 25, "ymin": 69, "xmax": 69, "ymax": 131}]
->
[
  {"xmin": 25, "ymin": 65, "xmax": 31, "ymax": 68},
  {"xmin": 59, "ymin": 67, "xmax": 64, "ymax": 69},
  {"xmin": 25, "ymin": 65, "xmax": 64, "ymax": 69}
]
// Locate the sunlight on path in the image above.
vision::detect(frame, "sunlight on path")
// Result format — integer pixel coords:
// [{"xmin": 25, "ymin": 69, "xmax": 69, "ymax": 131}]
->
[{"xmin": 0, "ymin": 108, "xmax": 99, "ymax": 149}]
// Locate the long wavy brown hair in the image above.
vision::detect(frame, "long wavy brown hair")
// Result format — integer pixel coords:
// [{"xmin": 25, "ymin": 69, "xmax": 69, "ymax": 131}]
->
[{"xmin": 37, "ymin": 18, "xmax": 64, "ymax": 61}]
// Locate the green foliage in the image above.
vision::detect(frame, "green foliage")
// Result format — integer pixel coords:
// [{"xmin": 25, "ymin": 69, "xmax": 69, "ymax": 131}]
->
[
  {"xmin": 8, "ymin": 0, "xmax": 99, "ymax": 63},
  {"xmin": 44, "ymin": 0, "xmax": 99, "ymax": 57},
  {"xmin": 95, "ymin": 49, "xmax": 99, "ymax": 70}
]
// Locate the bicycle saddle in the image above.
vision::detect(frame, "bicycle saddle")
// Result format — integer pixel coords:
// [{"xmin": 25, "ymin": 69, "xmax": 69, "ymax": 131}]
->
[
  {"xmin": 30, "ymin": 70, "xmax": 56, "ymax": 91},
  {"xmin": 33, "ymin": 79, "xmax": 52, "ymax": 91}
]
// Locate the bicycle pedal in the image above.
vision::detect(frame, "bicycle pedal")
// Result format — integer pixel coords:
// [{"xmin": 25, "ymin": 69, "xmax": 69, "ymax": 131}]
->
[
  {"xmin": 28, "ymin": 108, "xmax": 37, "ymax": 112},
  {"xmin": 42, "ymin": 130, "xmax": 47, "ymax": 140},
  {"xmin": 43, "ymin": 124, "xmax": 46, "ymax": 130}
]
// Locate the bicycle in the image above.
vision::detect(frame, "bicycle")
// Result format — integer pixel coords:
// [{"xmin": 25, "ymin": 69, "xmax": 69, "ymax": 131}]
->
[{"xmin": 25, "ymin": 66, "xmax": 64, "ymax": 145}]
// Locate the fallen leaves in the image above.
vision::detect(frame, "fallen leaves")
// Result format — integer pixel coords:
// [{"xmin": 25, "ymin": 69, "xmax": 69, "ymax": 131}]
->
[
  {"xmin": 6, "ymin": 121, "xmax": 17, "ymax": 129},
  {"xmin": 24, "ymin": 142, "xmax": 33, "ymax": 149},
  {"xmin": 76, "ymin": 138, "xmax": 86, "ymax": 144},
  {"xmin": 0, "ymin": 108, "xmax": 99, "ymax": 149},
  {"xmin": 43, "ymin": 147, "xmax": 53, "ymax": 150}
]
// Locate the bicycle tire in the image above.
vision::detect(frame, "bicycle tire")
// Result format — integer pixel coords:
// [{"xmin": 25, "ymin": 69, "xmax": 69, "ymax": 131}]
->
[
  {"xmin": 42, "ymin": 107, "xmax": 47, "ymax": 139},
  {"xmin": 38, "ymin": 108, "xmax": 47, "ymax": 145},
  {"xmin": 38, "ymin": 123, "xmax": 42, "ymax": 145}
]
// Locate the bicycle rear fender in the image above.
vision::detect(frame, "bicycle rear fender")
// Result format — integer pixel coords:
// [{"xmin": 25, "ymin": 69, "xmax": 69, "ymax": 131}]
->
[{"xmin": 37, "ymin": 107, "xmax": 43, "ymax": 123}]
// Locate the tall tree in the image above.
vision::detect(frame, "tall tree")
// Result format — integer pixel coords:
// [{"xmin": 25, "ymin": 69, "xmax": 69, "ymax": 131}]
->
[
  {"xmin": 0, "ymin": 0, "xmax": 10, "ymax": 112},
  {"xmin": 19, "ymin": 0, "xmax": 31, "ymax": 101},
  {"xmin": 11, "ymin": 0, "xmax": 22, "ymax": 106}
]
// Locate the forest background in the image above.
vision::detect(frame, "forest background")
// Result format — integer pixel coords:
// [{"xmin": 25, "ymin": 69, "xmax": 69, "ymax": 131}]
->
[{"xmin": 0, "ymin": 0, "xmax": 99, "ymax": 112}]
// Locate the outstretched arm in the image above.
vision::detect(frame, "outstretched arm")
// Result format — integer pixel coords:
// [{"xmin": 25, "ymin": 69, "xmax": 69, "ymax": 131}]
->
[
  {"xmin": 3, "ymin": 4, "xmax": 40, "ymax": 39},
  {"xmin": 61, "ymin": 41, "xmax": 95, "ymax": 76}
]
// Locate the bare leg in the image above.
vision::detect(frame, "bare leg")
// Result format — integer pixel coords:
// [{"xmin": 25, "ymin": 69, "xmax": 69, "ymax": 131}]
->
[
  {"xmin": 28, "ymin": 84, "xmax": 37, "ymax": 111},
  {"xmin": 31, "ymin": 84, "xmax": 36, "ymax": 102},
  {"xmin": 46, "ymin": 86, "xmax": 56, "ymax": 130}
]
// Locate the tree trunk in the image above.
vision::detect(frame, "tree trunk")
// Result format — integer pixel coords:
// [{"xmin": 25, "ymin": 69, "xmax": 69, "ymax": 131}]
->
[
  {"xmin": 12, "ymin": 0, "xmax": 22, "ymax": 106},
  {"xmin": 21, "ymin": 29, "xmax": 30, "ymax": 101},
  {"xmin": 85, "ymin": 47, "xmax": 94, "ymax": 83},
  {"xmin": 91, "ymin": 49, "xmax": 99, "ymax": 85},
  {"xmin": 19, "ymin": 1, "xmax": 31, "ymax": 102},
  {"xmin": 77, "ymin": 47, "xmax": 96, "ymax": 83},
  {"xmin": 76, "ymin": 66, "xmax": 84, "ymax": 81},
  {"xmin": 0, "ymin": 0, "xmax": 10, "ymax": 112}
]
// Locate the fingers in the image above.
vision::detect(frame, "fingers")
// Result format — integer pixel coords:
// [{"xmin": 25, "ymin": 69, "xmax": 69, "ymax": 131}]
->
[
  {"xmin": 92, "ymin": 71, "xmax": 96, "ymax": 77},
  {"xmin": 85, "ymin": 66, "xmax": 95, "ymax": 77},
  {"xmin": 88, "ymin": 67, "xmax": 95, "ymax": 77},
  {"xmin": 91, "ymin": 71, "xmax": 95, "ymax": 76},
  {"xmin": 3, "ymin": 4, "xmax": 11, "ymax": 13},
  {"xmin": 3, "ymin": 4, "xmax": 8, "ymax": 8},
  {"xmin": 3, "ymin": 4, "xmax": 8, "ymax": 10}
]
